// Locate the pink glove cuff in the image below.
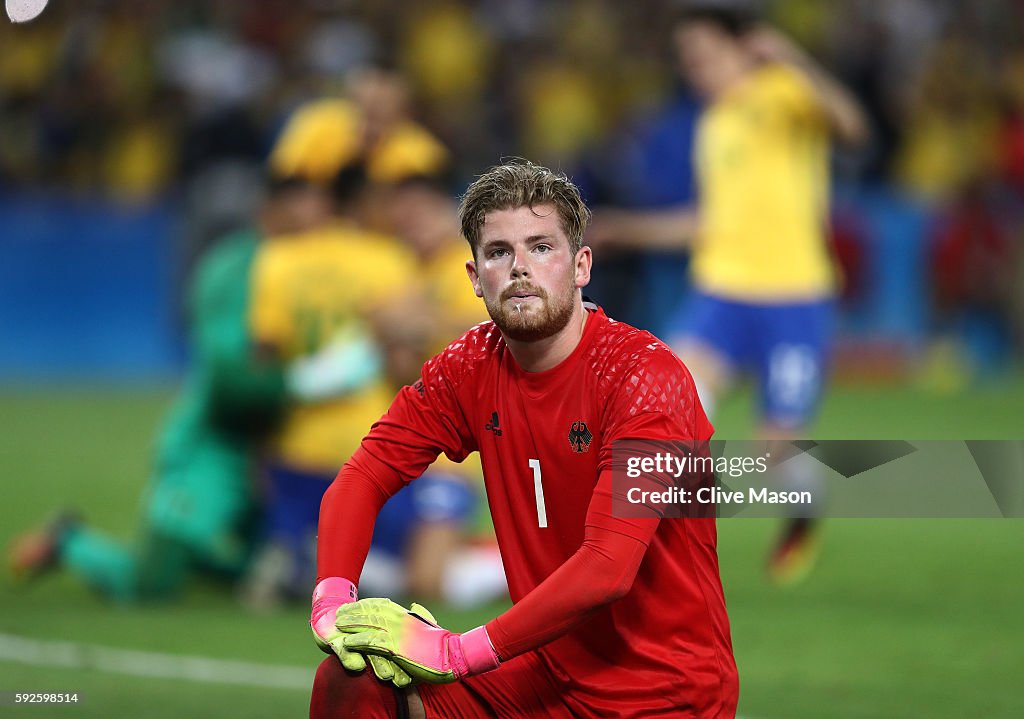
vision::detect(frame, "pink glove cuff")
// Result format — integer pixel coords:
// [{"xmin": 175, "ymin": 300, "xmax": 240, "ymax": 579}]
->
[
  {"xmin": 450, "ymin": 626, "xmax": 501, "ymax": 678},
  {"xmin": 310, "ymin": 577, "xmax": 358, "ymax": 638}
]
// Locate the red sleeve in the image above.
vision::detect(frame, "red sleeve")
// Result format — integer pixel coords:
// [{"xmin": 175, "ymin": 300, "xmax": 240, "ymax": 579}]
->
[
  {"xmin": 591, "ymin": 343, "xmax": 712, "ymax": 541},
  {"xmin": 598, "ymin": 342, "xmax": 713, "ymax": 460},
  {"xmin": 316, "ymin": 446, "xmax": 405, "ymax": 582},
  {"xmin": 316, "ymin": 348, "xmax": 478, "ymax": 583},
  {"xmin": 484, "ymin": 344, "xmax": 711, "ymax": 659},
  {"xmin": 362, "ymin": 351, "xmax": 478, "ymax": 478},
  {"xmin": 486, "ymin": 477, "xmax": 649, "ymax": 659}
]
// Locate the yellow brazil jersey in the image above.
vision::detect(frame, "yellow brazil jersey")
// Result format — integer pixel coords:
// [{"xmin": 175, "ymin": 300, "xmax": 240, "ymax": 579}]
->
[
  {"xmin": 692, "ymin": 63, "xmax": 835, "ymax": 301},
  {"xmin": 421, "ymin": 239, "xmax": 488, "ymax": 483},
  {"xmin": 250, "ymin": 224, "xmax": 417, "ymax": 474},
  {"xmin": 424, "ymin": 240, "xmax": 489, "ymax": 356}
]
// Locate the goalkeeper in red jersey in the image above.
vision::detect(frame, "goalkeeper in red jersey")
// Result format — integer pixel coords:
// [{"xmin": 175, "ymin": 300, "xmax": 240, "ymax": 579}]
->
[{"xmin": 309, "ymin": 160, "xmax": 738, "ymax": 718}]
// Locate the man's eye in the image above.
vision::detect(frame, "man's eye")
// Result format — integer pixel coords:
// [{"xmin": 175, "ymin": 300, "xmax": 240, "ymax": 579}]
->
[
  {"xmin": 490, "ymin": 248, "xmax": 509, "ymax": 258},
  {"xmin": 534, "ymin": 245, "xmax": 551, "ymax": 253}
]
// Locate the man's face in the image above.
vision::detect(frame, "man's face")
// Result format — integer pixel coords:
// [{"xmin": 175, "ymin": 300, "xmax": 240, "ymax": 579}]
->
[
  {"xmin": 674, "ymin": 21, "xmax": 748, "ymax": 98},
  {"xmin": 467, "ymin": 204, "xmax": 591, "ymax": 342},
  {"xmin": 259, "ymin": 186, "xmax": 334, "ymax": 236},
  {"xmin": 387, "ymin": 183, "xmax": 447, "ymax": 256}
]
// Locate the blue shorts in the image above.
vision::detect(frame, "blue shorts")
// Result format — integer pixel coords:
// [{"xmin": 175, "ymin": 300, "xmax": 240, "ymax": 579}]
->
[
  {"xmin": 265, "ymin": 464, "xmax": 476, "ymax": 561},
  {"xmin": 666, "ymin": 291, "xmax": 835, "ymax": 428}
]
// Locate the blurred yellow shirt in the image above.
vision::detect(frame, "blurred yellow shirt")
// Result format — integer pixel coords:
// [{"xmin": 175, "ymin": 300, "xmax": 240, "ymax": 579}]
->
[
  {"xmin": 692, "ymin": 63, "xmax": 835, "ymax": 301},
  {"xmin": 401, "ymin": 3, "xmax": 492, "ymax": 104},
  {"xmin": 421, "ymin": 240, "xmax": 487, "ymax": 481},
  {"xmin": 424, "ymin": 240, "xmax": 488, "ymax": 355},
  {"xmin": 250, "ymin": 225, "xmax": 417, "ymax": 474}
]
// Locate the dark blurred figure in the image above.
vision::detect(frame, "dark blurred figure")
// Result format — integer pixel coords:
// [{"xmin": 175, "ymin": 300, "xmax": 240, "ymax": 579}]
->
[{"xmin": 929, "ymin": 179, "xmax": 1018, "ymax": 378}]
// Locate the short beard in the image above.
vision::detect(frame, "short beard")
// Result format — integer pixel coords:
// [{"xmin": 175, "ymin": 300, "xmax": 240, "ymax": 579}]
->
[{"xmin": 485, "ymin": 279, "xmax": 576, "ymax": 342}]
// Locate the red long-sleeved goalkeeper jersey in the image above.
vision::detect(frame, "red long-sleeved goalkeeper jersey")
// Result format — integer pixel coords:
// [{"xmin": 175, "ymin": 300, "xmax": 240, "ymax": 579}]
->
[{"xmin": 318, "ymin": 307, "xmax": 739, "ymax": 717}]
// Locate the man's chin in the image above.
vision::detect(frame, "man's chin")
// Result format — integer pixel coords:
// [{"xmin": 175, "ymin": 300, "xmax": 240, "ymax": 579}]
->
[
  {"xmin": 500, "ymin": 323, "xmax": 557, "ymax": 342},
  {"xmin": 489, "ymin": 308, "xmax": 547, "ymax": 341},
  {"xmin": 486, "ymin": 292, "xmax": 576, "ymax": 343},
  {"xmin": 494, "ymin": 308, "xmax": 572, "ymax": 342}
]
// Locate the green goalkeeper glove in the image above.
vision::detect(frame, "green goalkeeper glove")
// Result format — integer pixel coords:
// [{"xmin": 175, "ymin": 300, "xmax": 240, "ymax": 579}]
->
[
  {"xmin": 336, "ymin": 597, "xmax": 501, "ymax": 685},
  {"xmin": 310, "ymin": 578, "xmax": 413, "ymax": 688}
]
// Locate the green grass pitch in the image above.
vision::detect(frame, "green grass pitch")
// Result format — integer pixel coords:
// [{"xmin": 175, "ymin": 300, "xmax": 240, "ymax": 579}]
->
[{"xmin": 1, "ymin": 378, "xmax": 1022, "ymax": 718}]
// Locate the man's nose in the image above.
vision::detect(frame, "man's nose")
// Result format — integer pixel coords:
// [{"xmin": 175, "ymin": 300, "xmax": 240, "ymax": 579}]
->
[{"xmin": 511, "ymin": 252, "xmax": 530, "ymax": 278}]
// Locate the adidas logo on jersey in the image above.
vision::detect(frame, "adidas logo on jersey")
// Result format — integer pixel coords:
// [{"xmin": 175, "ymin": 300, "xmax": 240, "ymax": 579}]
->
[{"xmin": 485, "ymin": 412, "xmax": 502, "ymax": 437}]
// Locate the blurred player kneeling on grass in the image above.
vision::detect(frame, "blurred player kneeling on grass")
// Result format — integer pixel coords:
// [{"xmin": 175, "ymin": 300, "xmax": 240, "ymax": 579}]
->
[
  {"xmin": 7, "ymin": 181, "xmax": 293, "ymax": 602},
  {"xmin": 5, "ymin": 102, "xmax": 377, "ymax": 602}
]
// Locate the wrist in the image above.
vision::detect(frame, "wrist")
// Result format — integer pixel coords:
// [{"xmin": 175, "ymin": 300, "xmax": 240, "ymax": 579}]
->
[
  {"xmin": 310, "ymin": 577, "xmax": 358, "ymax": 638},
  {"xmin": 450, "ymin": 625, "xmax": 501, "ymax": 678}
]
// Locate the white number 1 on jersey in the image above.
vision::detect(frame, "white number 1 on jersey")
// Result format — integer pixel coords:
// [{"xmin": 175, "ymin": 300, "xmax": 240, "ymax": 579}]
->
[{"xmin": 528, "ymin": 459, "xmax": 548, "ymax": 528}]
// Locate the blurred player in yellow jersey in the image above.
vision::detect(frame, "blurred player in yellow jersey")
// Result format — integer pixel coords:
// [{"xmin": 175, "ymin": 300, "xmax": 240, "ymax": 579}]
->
[
  {"xmin": 591, "ymin": 4, "xmax": 868, "ymax": 583},
  {"xmin": 378, "ymin": 173, "xmax": 491, "ymax": 358},
  {"xmin": 375, "ymin": 170, "xmax": 511, "ymax": 607},
  {"xmin": 243, "ymin": 92, "xmax": 505, "ymax": 608}
]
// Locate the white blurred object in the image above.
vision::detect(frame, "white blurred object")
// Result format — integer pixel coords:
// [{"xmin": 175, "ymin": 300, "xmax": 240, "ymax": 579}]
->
[
  {"xmin": 442, "ymin": 545, "xmax": 509, "ymax": 609},
  {"xmin": 6, "ymin": 0, "xmax": 48, "ymax": 23},
  {"xmin": 158, "ymin": 31, "xmax": 278, "ymax": 117},
  {"xmin": 285, "ymin": 330, "xmax": 383, "ymax": 402},
  {"xmin": 359, "ymin": 551, "xmax": 407, "ymax": 599}
]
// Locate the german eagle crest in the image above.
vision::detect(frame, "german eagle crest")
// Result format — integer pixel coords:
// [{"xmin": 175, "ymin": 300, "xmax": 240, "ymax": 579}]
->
[{"xmin": 568, "ymin": 420, "xmax": 593, "ymax": 453}]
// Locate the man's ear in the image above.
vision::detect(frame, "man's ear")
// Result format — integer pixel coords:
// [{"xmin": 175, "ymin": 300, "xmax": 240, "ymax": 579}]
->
[
  {"xmin": 574, "ymin": 246, "xmax": 593, "ymax": 289},
  {"xmin": 466, "ymin": 259, "xmax": 484, "ymax": 298}
]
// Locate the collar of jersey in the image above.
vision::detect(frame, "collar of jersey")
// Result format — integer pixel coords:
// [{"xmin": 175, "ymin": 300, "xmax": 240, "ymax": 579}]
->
[{"xmin": 505, "ymin": 306, "xmax": 604, "ymax": 397}]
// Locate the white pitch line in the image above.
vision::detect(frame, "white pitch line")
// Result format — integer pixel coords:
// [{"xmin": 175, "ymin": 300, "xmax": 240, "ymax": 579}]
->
[
  {"xmin": 0, "ymin": 633, "xmax": 772, "ymax": 718},
  {"xmin": 0, "ymin": 632, "xmax": 312, "ymax": 691}
]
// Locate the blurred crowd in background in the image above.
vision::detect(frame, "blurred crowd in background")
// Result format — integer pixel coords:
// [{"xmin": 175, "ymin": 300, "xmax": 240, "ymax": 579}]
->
[
  {"xmin": 3, "ymin": 0, "xmax": 1023, "ymax": 611},
  {"xmin": 3, "ymin": 0, "xmax": 1024, "ymax": 197},
  {"xmin": 1, "ymin": 0, "xmax": 1023, "ymax": 383}
]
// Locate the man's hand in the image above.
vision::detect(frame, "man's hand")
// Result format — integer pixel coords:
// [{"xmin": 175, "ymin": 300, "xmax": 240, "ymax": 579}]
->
[
  {"xmin": 336, "ymin": 598, "xmax": 500, "ymax": 684},
  {"xmin": 743, "ymin": 24, "xmax": 869, "ymax": 145},
  {"xmin": 743, "ymin": 25, "xmax": 807, "ymax": 66},
  {"xmin": 310, "ymin": 578, "xmax": 413, "ymax": 688}
]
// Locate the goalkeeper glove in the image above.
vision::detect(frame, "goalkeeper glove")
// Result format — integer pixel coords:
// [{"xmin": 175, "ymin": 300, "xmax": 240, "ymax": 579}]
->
[
  {"xmin": 310, "ymin": 577, "xmax": 413, "ymax": 688},
  {"xmin": 336, "ymin": 597, "xmax": 500, "ymax": 685}
]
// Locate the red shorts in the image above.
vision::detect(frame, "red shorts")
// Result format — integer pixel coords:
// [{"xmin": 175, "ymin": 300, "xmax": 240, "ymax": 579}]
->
[{"xmin": 418, "ymin": 651, "xmax": 575, "ymax": 718}]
